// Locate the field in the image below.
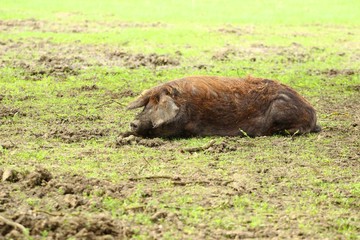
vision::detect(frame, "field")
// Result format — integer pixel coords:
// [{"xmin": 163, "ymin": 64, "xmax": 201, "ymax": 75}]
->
[{"xmin": 0, "ymin": 0, "xmax": 359, "ymax": 239}]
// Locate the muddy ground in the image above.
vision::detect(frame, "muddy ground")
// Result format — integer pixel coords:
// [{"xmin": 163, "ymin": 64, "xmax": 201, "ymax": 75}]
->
[{"xmin": 1, "ymin": 19, "xmax": 359, "ymax": 239}]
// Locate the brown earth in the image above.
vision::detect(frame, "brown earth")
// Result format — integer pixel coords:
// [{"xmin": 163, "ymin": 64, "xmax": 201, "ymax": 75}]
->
[
  {"xmin": 0, "ymin": 165, "xmax": 246, "ymax": 239},
  {"xmin": 0, "ymin": 168, "xmax": 134, "ymax": 239},
  {"xmin": 0, "ymin": 19, "xmax": 166, "ymax": 33},
  {"xmin": 2, "ymin": 124, "xmax": 358, "ymax": 239},
  {"xmin": 46, "ymin": 126, "xmax": 109, "ymax": 143},
  {"xmin": 217, "ymin": 25, "xmax": 255, "ymax": 36},
  {"xmin": 307, "ymin": 68, "xmax": 359, "ymax": 77},
  {"xmin": 0, "ymin": 105, "xmax": 22, "ymax": 118},
  {"xmin": 211, "ymin": 42, "xmax": 312, "ymax": 63},
  {"xmin": 0, "ymin": 40, "xmax": 180, "ymax": 80}
]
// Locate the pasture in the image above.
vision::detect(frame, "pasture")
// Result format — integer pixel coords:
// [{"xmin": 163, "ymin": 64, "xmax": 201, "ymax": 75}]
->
[{"xmin": 0, "ymin": 0, "xmax": 359, "ymax": 239}]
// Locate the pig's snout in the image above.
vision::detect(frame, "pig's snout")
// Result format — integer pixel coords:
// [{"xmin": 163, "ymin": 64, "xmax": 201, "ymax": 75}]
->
[{"xmin": 130, "ymin": 120, "xmax": 140, "ymax": 132}]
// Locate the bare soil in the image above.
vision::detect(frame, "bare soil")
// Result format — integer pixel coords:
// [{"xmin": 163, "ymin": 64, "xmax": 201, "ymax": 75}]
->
[
  {"xmin": 0, "ymin": 19, "xmax": 166, "ymax": 33},
  {"xmin": 0, "ymin": 105, "xmax": 21, "ymax": 119},
  {"xmin": 0, "ymin": 166, "xmax": 248, "ymax": 239},
  {"xmin": 0, "ymin": 168, "xmax": 134, "ymax": 239},
  {"xmin": 0, "ymin": 39, "xmax": 180, "ymax": 80}
]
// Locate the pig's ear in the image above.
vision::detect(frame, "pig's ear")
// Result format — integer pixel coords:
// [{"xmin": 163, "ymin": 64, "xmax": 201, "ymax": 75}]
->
[
  {"xmin": 151, "ymin": 95, "xmax": 179, "ymax": 128},
  {"xmin": 127, "ymin": 91, "xmax": 150, "ymax": 110}
]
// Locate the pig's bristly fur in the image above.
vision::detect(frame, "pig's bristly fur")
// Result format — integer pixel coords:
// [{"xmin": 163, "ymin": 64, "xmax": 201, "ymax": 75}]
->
[{"xmin": 127, "ymin": 76, "xmax": 321, "ymax": 138}]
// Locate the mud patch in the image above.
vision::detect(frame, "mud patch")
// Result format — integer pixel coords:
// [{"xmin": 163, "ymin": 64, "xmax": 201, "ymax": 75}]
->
[
  {"xmin": 109, "ymin": 21, "xmax": 166, "ymax": 29},
  {"xmin": 5, "ymin": 53, "xmax": 86, "ymax": 80},
  {"xmin": 78, "ymin": 84, "xmax": 100, "ymax": 92},
  {"xmin": 2, "ymin": 213, "xmax": 132, "ymax": 239},
  {"xmin": 46, "ymin": 126, "xmax": 109, "ymax": 143},
  {"xmin": 0, "ymin": 40, "xmax": 181, "ymax": 80},
  {"xmin": 276, "ymin": 47, "xmax": 311, "ymax": 63},
  {"xmin": 0, "ymin": 19, "xmax": 167, "ymax": 33},
  {"xmin": 192, "ymin": 64, "xmax": 214, "ymax": 70},
  {"xmin": 212, "ymin": 48, "xmax": 236, "ymax": 61},
  {"xmin": 211, "ymin": 43, "xmax": 308, "ymax": 63},
  {"xmin": 307, "ymin": 68, "xmax": 358, "ymax": 77},
  {"xmin": 0, "ymin": 168, "xmax": 134, "ymax": 239},
  {"xmin": 0, "ymin": 19, "xmax": 45, "ymax": 31},
  {"xmin": 51, "ymin": 115, "xmax": 103, "ymax": 125},
  {"xmin": 25, "ymin": 168, "xmax": 52, "ymax": 188},
  {"xmin": 1, "ymin": 167, "xmax": 223, "ymax": 239},
  {"xmin": 205, "ymin": 140, "xmax": 238, "ymax": 153},
  {"xmin": 217, "ymin": 25, "xmax": 254, "ymax": 35},
  {"xmin": 37, "ymin": 54, "xmax": 81, "ymax": 76},
  {"xmin": 350, "ymin": 85, "xmax": 360, "ymax": 92},
  {"xmin": 108, "ymin": 51, "xmax": 180, "ymax": 69},
  {"xmin": 181, "ymin": 139, "xmax": 238, "ymax": 153},
  {"xmin": 0, "ymin": 105, "xmax": 22, "ymax": 118},
  {"xmin": 104, "ymin": 89, "xmax": 136, "ymax": 100},
  {"xmin": 115, "ymin": 135, "xmax": 165, "ymax": 148},
  {"xmin": 0, "ymin": 141, "xmax": 17, "ymax": 150}
]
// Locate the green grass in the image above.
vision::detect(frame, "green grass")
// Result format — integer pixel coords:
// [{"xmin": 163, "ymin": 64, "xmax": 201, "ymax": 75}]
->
[
  {"xmin": 1, "ymin": 0, "xmax": 360, "ymax": 24},
  {"xmin": 0, "ymin": 0, "xmax": 359, "ymax": 239}
]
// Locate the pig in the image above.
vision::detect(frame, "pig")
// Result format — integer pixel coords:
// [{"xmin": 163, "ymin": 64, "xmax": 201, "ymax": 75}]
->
[{"xmin": 126, "ymin": 76, "xmax": 321, "ymax": 138}]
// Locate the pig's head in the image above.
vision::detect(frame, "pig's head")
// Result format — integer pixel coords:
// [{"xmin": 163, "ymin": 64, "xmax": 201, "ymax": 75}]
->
[{"xmin": 127, "ymin": 89, "xmax": 181, "ymax": 137}]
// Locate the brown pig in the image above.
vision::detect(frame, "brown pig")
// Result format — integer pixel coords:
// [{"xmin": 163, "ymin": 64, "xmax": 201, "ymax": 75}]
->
[{"xmin": 126, "ymin": 76, "xmax": 321, "ymax": 138}]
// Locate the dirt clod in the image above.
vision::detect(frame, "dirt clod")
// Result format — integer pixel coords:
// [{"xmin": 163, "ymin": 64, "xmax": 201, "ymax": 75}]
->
[
  {"xmin": 109, "ymin": 51, "xmax": 180, "ymax": 69},
  {"xmin": 0, "ymin": 106, "xmax": 21, "ymax": 118},
  {"xmin": 2, "ymin": 169, "xmax": 19, "ymax": 182},
  {"xmin": 58, "ymin": 184, "xmax": 75, "ymax": 195},
  {"xmin": 47, "ymin": 126, "xmax": 109, "ymax": 143},
  {"xmin": 205, "ymin": 141, "xmax": 237, "ymax": 153},
  {"xmin": 0, "ymin": 168, "xmax": 136, "ymax": 238},
  {"xmin": 25, "ymin": 168, "xmax": 52, "ymax": 187},
  {"xmin": 64, "ymin": 195, "xmax": 84, "ymax": 208},
  {"xmin": 182, "ymin": 140, "xmax": 237, "ymax": 153},
  {"xmin": 79, "ymin": 84, "xmax": 99, "ymax": 91},
  {"xmin": 307, "ymin": 68, "xmax": 359, "ymax": 77},
  {"xmin": 0, "ymin": 141, "xmax": 16, "ymax": 150},
  {"xmin": 212, "ymin": 48, "xmax": 236, "ymax": 61},
  {"xmin": 0, "ymin": 40, "xmax": 181, "ymax": 81},
  {"xmin": 115, "ymin": 135, "xmax": 165, "ymax": 147},
  {"xmin": 217, "ymin": 26, "xmax": 253, "ymax": 36},
  {"xmin": 350, "ymin": 85, "xmax": 360, "ymax": 92}
]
